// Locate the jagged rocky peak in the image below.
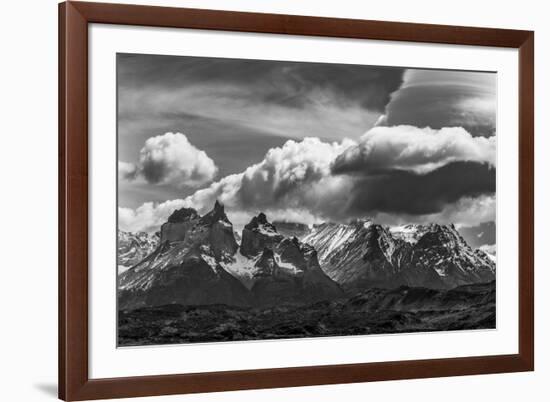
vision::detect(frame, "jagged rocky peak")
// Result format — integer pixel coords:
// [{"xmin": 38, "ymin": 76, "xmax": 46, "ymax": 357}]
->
[
  {"xmin": 167, "ymin": 207, "xmax": 198, "ymax": 223},
  {"xmin": 254, "ymin": 247, "xmax": 278, "ymax": 275},
  {"xmin": 192, "ymin": 201, "xmax": 238, "ymax": 260},
  {"xmin": 160, "ymin": 200, "xmax": 238, "ymax": 255},
  {"xmin": 245, "ymin": 212, "xmax": 277, "ymax": 232},
  {"xmin": 161, "ymin": 207, "xmax": 200, "ymax": 243},
  {"xmin": 361, "ymin": 224, "xmax": 397, "ymax": 257},
  {"xmin": 303, "ymin": 218, "xmax": 496, "ymax": 291},
  {"xmin": 349, "ymin": 218, "xmax": 374, "ymax": 230},
  {"xmin": 250, "ymin": 237, "xmax": 344, "ymax": 306},
  {"xmin": 274, "ymin": 236, "xmax": 324, "ymax": 273},
  {"xmin": 390, "ymin": 223, "xmax": 459, "ymax": 245},
  {"xmin": 406, "ymin": 223, "xmax": 495, "ymax": 287},
  {"xmin": 240, "ymin": 212, "xmax": 283, "ymax": 257},
  {"xmin": 276, "ymin": 236, "xmax": 304, "ymax": 265},
  {"xmin": 118, "ymin": 201, "xmax": 246, "ymax": 310},
  {"xmin": 199, "ymin": 200, "xmax": 231, "ymax": 226},
  {"xmin": 415, "ymin": 223, "xmax": 468, "ymax": 250}
]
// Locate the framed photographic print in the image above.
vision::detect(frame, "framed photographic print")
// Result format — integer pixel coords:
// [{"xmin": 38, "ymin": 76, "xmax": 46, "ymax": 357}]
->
[{"xmin": 59, "ymin": 1, "xmax": 534, "ymax": 400}]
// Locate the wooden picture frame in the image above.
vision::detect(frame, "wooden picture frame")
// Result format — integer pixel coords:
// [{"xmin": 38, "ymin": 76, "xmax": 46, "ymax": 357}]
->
[{"xmin": 59, "ymin": 1, "xmax": 534, "ymax": 400}]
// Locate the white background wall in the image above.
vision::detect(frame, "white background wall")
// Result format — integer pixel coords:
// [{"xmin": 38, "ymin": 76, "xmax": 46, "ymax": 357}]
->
[{"xmin": 0, "ymin": 0, "xmax": 546, "ymax": 401}]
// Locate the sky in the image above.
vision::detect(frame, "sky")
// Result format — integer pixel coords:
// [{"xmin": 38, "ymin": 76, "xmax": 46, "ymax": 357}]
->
[{"xmin": 117, "ymin": 53, "xmax": 496, "ymax": 234}]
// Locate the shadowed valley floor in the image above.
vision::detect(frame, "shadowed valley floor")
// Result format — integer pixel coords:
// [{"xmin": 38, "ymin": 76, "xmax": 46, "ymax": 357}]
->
[{"xmin": 118, "ymin": 281, "xmax": 495, "ymax": 346}]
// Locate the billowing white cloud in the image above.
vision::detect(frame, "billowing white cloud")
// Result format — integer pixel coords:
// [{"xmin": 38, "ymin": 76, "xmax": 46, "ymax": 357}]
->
[
  {"xmin": 118, "ymin": 137, "xmax": 355, "ymax": 232},
  {"xmin": 186, "ymin": 137, "xmax": 356, "ymax": 219},
  {"xmin": 120, "ymin": 132, "xmax": 218, "ymax": 187},
  {"xmin": 119, "ymin": 199, "xmax": 191, "ymax": 233},
  {"xmin": 119, "ymin": 133, "xmax": 496, "ymax": 233},
  {"xmin": 332, "ymin": 125, "xmax": 495, "ymax": 175}
]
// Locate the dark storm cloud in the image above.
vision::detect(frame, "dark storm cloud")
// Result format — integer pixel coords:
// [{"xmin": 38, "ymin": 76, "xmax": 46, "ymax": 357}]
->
[
  {"xmin": 343, "ymin": 161, "xmax": 495, "ymax": 216},
  {"xmin": 118, "ymin": 53, "xmax": 405, "ymax": 112}
]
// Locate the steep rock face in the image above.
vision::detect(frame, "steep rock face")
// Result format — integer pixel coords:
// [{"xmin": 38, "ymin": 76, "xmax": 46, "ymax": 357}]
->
[
  {"xmin": 249, "ymin": 236, "xmax": 343, "ymax": 306},
  {"xmin": 303, "ymin": 221, "xmax": 406, "ymax": 290},
  {"xmin": 118, "ymin": 230, "xmax": 159, "ymax": 271},
  {"xmin": 158, "ymin": 203, "xmax": 239, "ymax": 260},
  {"xmin": 248, "ymin": 247, "xmax": 301, "ymax": 305},
  {"xmin": 302, "ymin": 222, "xmax": 359, "ymax": 263},
  {"xmin": 240, "ymin": 213, "xmax": 283, "ymax": 257},
  {"xmin": 200, "ymin": 202, "xmax": 239, "ymax": 260},
  {"xmin": 159, "ymin": 207, "xmax": 199, "ymax": 243},
  {"xmin": 223, "ymin": 213, "xmax": 344, "ymax": 305}
]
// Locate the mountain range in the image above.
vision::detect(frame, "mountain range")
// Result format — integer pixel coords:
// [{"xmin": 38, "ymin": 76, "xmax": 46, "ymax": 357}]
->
[
  {"xmin": 118, "ymin": 230, "xmax": 159, "ymax": 273},
  {"xmin": 118, "ymin": 201, "xmax": 495, "ymax": 310},
  {"xmin": 302, "ymin": 221, "xmax": 495, "ymax": 290}
]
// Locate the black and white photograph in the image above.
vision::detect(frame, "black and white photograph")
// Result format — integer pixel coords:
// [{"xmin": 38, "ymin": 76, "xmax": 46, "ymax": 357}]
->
[{"xmin": 116, "ymin": 53, "xmax": 497, "ymax": 346}]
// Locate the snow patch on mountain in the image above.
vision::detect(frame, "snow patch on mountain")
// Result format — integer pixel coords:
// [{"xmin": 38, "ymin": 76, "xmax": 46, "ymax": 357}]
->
[
  {"xmin": 390, "ymin": 224, "xmax": 430, "ymax": 244},
  {"xmin": 118, "ymin": 230, "xmax": 159, "ymax": 269},
  {"xmin": 220, "ymin": 251, "xmax": 261, "ymax": 289},
  {"xmin": 200, "ymin": 250, "xmax": 218, "ymax": 273},
  {"xmin": 478, "ymin": 244, "xmax": 496, "ymax": 263},
  {"xmin": 118, "ymin": 202, "xmax": 496, "ymax": 310},
  {"xmin": 274, "ymin": 254, "xmax": 299, "ymax": 274}
]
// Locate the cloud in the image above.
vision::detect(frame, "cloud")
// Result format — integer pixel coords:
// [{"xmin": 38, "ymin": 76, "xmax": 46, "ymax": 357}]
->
[
  {"xmin": 433, "ymin": 194, "xmax": 496, "ymax": 226},
  {"xmin": 119, "ymin": 134, "xmax": 495, "ymax": 233},
  {"xmin": 371, "ymin": 192, "xmax": 495, "ymax": 226},
  {"xmin": 479, "ymin": 244, "xmax": 496, "ymax": 256},
  {"xmin": 118, "ymin": 137, "xmax": 355, "ymax": 232},
  {"xmin": 181, "ymin": 137, "xmax": 355, "ymax": 215},
  {"xmin": 378, "ymin": 69, "xmax": 496, "ymax": 137},
  {"xmin": 119, "ymin": 199, "xmax": 191, "ymax": 233},
  {"xmin": 118, "ymin": 161, "xmax": 137, "ymax": 181},
  {"xmin": 371, "ymin": 194, "xmax": 496, "ymax": 228},
  {"xmin": 118, "ymin": 53, "xmax": 405, "ymax": 112},
  {"xmin": 117, "ymin": 57, "xmax": 497, "ymax": 232},
  {"xmin": 120, "ymin": 132, "xmax": 218, "ymax": 187},
  {"xmin": 456, "ymin": 220, "xmax": 496, "ymax": 248},
  {"xmin": 342, "ymin": 161, "xmax": 495, "ymax": 216},
  {"xmin": 118, "ymin": 54, "xmax": 406, "ymax": 144},
  {"xmin": 332, "ymin": 125, "xmax": 495, "ymax": 175}
]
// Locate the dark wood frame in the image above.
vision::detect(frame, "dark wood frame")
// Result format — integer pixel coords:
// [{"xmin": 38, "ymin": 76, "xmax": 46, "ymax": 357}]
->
[{"xmin": 59, "ymin": 1, "xmax": 534, "ymax": 400}]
